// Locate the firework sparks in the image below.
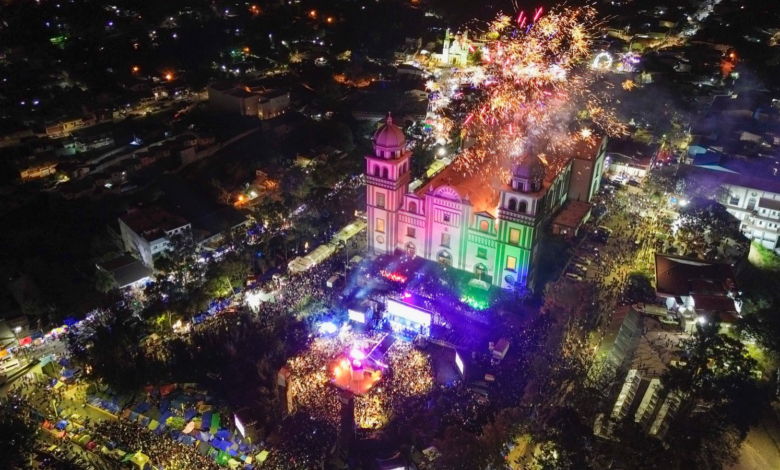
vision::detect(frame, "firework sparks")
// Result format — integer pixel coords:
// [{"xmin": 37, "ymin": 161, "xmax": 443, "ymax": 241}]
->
[
  {"xmin": 433, "ymin": 6, "xmax": 627, "ymax": 178},
  {"xmin": 622, "ymin": 79, "xmax": 636, "ymax": 91}
]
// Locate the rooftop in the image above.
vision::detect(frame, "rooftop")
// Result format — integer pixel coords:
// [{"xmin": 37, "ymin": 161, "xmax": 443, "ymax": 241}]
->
[
  {"xmin": 120, "ymin": 206, "xmax": 189, "ymax": 239},
  {"xmin": 99, "ymin": 254, "xmax": 152, "ymax": 289},
  {"xmin": 685, "ymin": 154, "xmax": 780, "ymax": 194},
  {"xmin": 553, "ymin": 201, "xmax": 592, "ymax": 229},
  {"xmin": 415, "ymin": 164, "xmax": 502, "ymax": 216},
  {"xmin": 654, "ymin": 253, "xmax": 737, "ymax": 298}
]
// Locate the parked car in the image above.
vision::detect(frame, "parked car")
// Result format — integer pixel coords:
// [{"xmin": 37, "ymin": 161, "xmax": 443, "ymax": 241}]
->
[
  {"xmin": 565, "ymin": 273, "xmax": 583, "ymax": 281},
  {"xmin": 659, "ymin": 315, "xmax": 679, "ymax": 325},
  {"xmin": 574, "ymin": 256, "xmax": 591, "ymax": 265}
]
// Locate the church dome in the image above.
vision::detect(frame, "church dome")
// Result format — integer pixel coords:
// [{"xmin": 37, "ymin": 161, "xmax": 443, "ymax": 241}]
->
[
  {"xmin": 511, "ymin": 157, "xmax": 545, "ymax": 193},
  {"xmin": 373, "ymin": 114, "xmax": 406, "ymax": 152},
  {"xmin": 512, "ymin": 157, "xmax": 545, "ymax": 179}
]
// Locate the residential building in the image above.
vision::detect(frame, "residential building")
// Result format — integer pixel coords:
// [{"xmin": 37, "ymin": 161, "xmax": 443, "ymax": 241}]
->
[
  {"xmin": 686, "ymin": 153, "xmax": 780, "ymax": 250},
  {"xmin": 208, "ymin": 83, "xmax": 289, "ymax": 119},
  {"xmin": 654, "ymin": 253, "xmax": 742, "ymax": 331},
  {"xmin": 568, "ymin": 134, "xmax": 608, "ymax": 202},
  {"xmin": 365, "ymin": 114, "xmax": 573, "ymax": 291},
  {"xmin": 605, "ymin": 138, "xmax": 658, "ymax": 179},
  {"xmin": 257, "ymin": 89, "xmax": 290, "ymax": 120},
  {"xmin": 208, "ymin": 84, "xmax": 259, "ymax": 116},
  {"xmin": 97, "ymin": 254, "xmax": 152, "ymax": 289},
  {"xmin": 118, "ymin": 206, "xmax": 191, "ymax": 268}
]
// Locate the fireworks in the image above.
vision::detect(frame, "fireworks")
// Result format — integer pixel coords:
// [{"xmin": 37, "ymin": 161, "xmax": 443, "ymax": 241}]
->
[
  {"xmin": 432, "ymin": 6, "xmax": 626, "ymax": 179},
  {"xmin": 622, "ymin": 79, "xmax": 636, "ymax": 91}
]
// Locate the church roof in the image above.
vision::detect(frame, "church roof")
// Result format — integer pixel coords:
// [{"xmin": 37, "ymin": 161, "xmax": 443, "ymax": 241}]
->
[
  {"xmin": 416, "ymin": 164, "xmax": 501, "ymax": 216},
  {"xmin": 373, "ymin": 114, "xmax": 406, "ymax": 151}
]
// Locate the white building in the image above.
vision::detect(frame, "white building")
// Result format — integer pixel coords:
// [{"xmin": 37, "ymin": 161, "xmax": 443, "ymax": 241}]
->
[
  {"xmin": 687, "ymin": 154, "xmax": 780, "ymax": 251},
  {"xmin": 365, "ymin": 115, "xmax": 573, "ymax": 291},
  {"xmin": 119, "ymin": 206, "xmax": 191, "ymax": 268},
  {"xmin": 208, "ymin": 84, "xmax": 289, "ymax": 119},
  {"xmin": 432, "ymin": 29, "xmax": 475, "ymax": 67}
]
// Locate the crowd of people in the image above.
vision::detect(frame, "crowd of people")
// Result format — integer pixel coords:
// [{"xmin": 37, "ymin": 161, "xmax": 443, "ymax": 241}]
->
[
  {"xmin": 92, "ymin": 420, "xmax": 223, "ymax": 470},
  {"xmin": 284, "ymin": 330, "xmax": 434, "ymax": 431}
]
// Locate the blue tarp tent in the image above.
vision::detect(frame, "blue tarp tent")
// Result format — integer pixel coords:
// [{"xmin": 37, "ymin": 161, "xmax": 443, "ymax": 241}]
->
[
  {"xmin": 56, "ymin": 420, "xmax": 68, "ymax": 430},
  {"xmin": 216, "ymin": 429, "xmax": 231, "ymax": 440},
  {"xmin": 133, "ymin": 402, "xmax": 151, "ymax": 414}
]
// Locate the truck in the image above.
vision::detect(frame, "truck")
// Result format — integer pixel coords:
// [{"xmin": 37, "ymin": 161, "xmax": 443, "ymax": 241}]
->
[
  {"xmin": 326, "ymin": 274, "xmax": 343, "ymax": 289},
  {"xmin": 492, "ymin": 339, "xmax": 511, "ymax": 361}
]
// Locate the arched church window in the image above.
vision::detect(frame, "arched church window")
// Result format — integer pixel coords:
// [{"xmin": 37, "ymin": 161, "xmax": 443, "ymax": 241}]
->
[
  {"xmin": 373, "ymin": 166, "xmax": 380, "ymax": 177},
  {"xmin": 479, "ymin": 220, "xmax": 490, "ymax": 232},
  {"xmin": 508, "ymin": 198, "xmax": 517, "ymax": 211},
  {"xmin": 408, "ymin": 202, "xmax": 417, "ymax": 213},
  {"xmin": 518, "ymin": 201, "xmax": 528, "ymax": 213}
]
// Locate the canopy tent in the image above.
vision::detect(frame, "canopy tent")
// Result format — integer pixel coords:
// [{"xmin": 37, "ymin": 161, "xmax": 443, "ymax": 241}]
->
[
  {"xmin": 330, "ymin": 220, "xmax": 367, "ymax": 244},
  {"xmin": 201, "ymin": 411, "xmax": 212, "ymax": 431},
  {"xmin": 133, "ymin": 402, "xmax": 151, "ymax": 414},
  {"xmin": 210, "ymin": 413, "xmax": 220, "ymax": 435},
  {"xmin": 197, "ymin": 440, "xmax": 211, "ymax": 455},
  {"xmin": 288, "ymin": 244, "xmax": 337, "ymax": 273},
  {"xmin": 216, "ymin": 450, "xmax": 231, "ymax": 466},
  {"xmin": 129, "ymin": 452, "xmax": 151, "ymax": 469},
  {"xmin": 183, "ymin": 422, "xmax": 196, "ymax": 434}
]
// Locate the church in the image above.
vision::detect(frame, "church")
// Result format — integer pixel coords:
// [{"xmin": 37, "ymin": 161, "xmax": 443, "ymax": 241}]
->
[{"xmin": 365, "ymin": 115, "xmax": 606, "ymax": 291}]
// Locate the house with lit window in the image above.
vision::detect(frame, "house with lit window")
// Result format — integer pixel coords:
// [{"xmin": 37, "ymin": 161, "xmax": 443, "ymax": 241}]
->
[{"xmin": 365, "ymin": 114, "xmax": 574, "ymax": 291}]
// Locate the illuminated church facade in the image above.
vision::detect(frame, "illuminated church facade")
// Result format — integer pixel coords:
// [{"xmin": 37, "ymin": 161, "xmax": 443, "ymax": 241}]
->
[{"xmin": 365, "ymin": 115, "xmax": 601, "ymax": 291}]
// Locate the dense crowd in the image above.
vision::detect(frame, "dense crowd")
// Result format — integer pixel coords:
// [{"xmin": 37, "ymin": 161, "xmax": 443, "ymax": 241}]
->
[
  {"xmin": 92, "ymin": 420, "xmax": 222, "ymax": 470},
  {"xmin": 285, "ymin": 331, "xmax": 434, "ymax": 430}
]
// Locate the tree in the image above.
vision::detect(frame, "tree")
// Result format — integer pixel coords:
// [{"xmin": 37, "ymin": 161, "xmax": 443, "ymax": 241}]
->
[
  {"xmin": 68, "ymin": 306, "xmax": 147, "ymax": 393},
  {"xmin": 95, "ymin": 269, "xmax": 118, "ymax": 293},
  {"xmin": 660, "ymin": 319, "xmax": 764, "ymax": 467},
  {"xmin": 623, "ymin": 272, "xmax": 655, "ymax": 304},
  {"xmin": 155, "ymin": 231, "xmax": 203, "ymax": 286},
  {"xmin": 432, "ymin": 425, "xmax": 490, "ymax": 470},
  {"xmin": 738, "ymin": 303, "xmax": 780, "ymax": 359},
  {"xmin": 528, "ymin": 441, "xmax": 574, "ymax": 470},
  {"xmin": 677, "ymin": 197, "xmax": 744, "ymax": 246},
  {"xmin": 0, "ymin": 400, "xmax": 39, "ymax": 470}
]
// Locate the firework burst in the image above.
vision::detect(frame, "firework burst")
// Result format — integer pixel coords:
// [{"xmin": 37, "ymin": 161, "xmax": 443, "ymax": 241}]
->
[{"xmin": 434, "ymin": 6, "xmax": 627, "ymax": 179}]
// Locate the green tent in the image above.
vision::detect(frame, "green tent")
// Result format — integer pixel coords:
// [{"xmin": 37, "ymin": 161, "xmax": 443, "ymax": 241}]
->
[
  {"xmin": 121, "ymin": 452, "xmax": 136, "ymax": 463},
  {"xmin": 130, "ymin": 452, "xmax": 150, "ymax": 469},
  {"xmin": 216, "ymin": 450, "xmax": 231, "ymax": 466},
  {"xmin": 210, "ymin": 413, "xmax": 220, "ymax": 434}
]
